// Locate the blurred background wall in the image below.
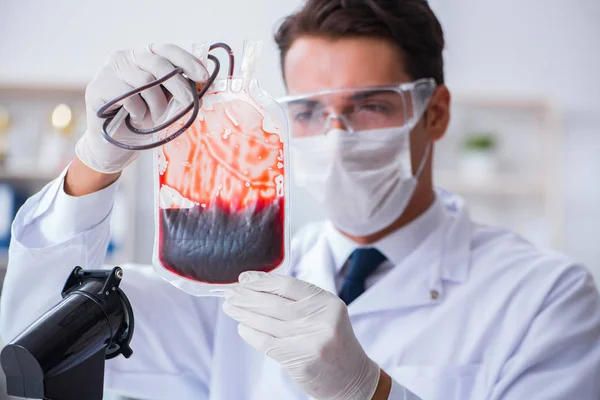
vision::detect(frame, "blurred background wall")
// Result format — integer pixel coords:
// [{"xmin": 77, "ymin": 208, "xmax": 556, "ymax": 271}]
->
[
  {"xmin": 0, "ymin": 0, "xmax": 598, "ymax": 399},
  {"xmin": 437, "ymin": 0, "xmax": 600, "ymax": 278}
]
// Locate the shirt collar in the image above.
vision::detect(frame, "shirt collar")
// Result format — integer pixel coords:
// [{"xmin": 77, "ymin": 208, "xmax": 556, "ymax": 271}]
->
[{"xmin": 325, "ymin": 195, "xmax": 447, "ymax": 273}]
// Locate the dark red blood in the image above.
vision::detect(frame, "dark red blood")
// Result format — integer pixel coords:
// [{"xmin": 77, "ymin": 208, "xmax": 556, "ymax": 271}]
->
[{"xmin": 158, "ymin": 197, "xmax": 284, "ymax": 284}]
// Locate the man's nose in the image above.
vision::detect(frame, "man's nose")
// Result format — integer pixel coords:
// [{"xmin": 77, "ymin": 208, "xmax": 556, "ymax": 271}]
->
[
  {"xmin": 328, "ymin": 117, "xmax": 347, "ymax": 131},
  {"xmin": 323, "ymin": 113, "xmax": 350, "ymax": 133}
]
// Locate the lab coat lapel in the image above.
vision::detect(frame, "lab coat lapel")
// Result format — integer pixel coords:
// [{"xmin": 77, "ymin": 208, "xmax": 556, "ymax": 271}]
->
[
  {"xmin": 438, "ymin": 194, "xmax": 472, "ymax": 284},
  {"xmin": 348, "ymin": 198, "xmax": 473, "ymax": 318},
  {"xmin": 292, "ymin": 192, "xmax": 473, "ymax": 320},
  {"xmin": 292, "ymin": 234, "xmax": 338, "ymax": 296},
  {"xmin": 347, "ymin": 226, "xmax": 445, "ymax": 318},
  {"xmin": 293, "ymin": 234, "xmax": 440, "ymax": 318}
]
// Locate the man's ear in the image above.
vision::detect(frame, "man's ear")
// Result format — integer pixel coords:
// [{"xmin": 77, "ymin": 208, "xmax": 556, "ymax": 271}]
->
[{"xmin": 425, "ymin": 85, "xmax": 451, "ymax": 142}]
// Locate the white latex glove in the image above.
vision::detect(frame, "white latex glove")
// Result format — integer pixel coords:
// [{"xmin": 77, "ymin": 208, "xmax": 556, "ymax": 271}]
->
[
  {"xmin": 223, "ymin": 271, "xmax": 381, "ymax": 400},
  {"xmin": 76, "ymin": 43, "xmax": 209, "ymax": 173}
]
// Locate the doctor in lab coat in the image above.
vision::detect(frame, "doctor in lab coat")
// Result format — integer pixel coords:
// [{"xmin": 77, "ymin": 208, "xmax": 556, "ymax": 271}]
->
[{"xmin": 2, "ymin": 0, "xmax": 600, "ymax": 399}]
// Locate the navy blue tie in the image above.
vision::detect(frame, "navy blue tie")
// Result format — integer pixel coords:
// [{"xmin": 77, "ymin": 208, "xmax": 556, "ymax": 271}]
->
[{"xmin": 338, "ymin": 248, "xmax": 387, "ymax": 305}]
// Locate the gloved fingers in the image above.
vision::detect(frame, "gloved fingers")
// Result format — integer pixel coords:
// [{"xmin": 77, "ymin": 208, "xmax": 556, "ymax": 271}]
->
[
  {"xmin": 223, "ymin": 301, "xmax": 299, "ymax": 339},
  {"xmin": 149, "ymin": 43, "xmax": 210, "ymax": 83},
  {"xmin": 238, "ymin": 271, "xmax": 324, "ymax": 302},
  {"xmin": 224, "ymin": 286, "xmax": 301, "ymax": 321},
  {"xmin": 115, "ymin": 49, "xmax": 169, "ymax": 123},
  {"xmin": 226, "ymin": 285, "xmax": 331, "ymax": 325},
  {"xmin": 87, "ymin": 67, "xmax": 147, "ymax": 123},
  {"xmin": 237, "ymin": 323, "xmax": 282, "ymax": 356},
  {"xmin": 131, "ymin": 47, "xmax": 195, "ymax": 111},
  {"xmin": 286, "ymin": 290, "xmax": 338, "ymax": 319}
]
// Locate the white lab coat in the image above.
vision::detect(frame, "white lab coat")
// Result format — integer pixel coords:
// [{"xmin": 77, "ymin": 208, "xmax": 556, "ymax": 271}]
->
[{"xmin": 1, "ymin": 172, "xmax": 600, "ymax": 400}]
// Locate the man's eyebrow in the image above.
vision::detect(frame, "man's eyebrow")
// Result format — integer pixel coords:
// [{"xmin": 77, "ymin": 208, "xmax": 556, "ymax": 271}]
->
[
  {"xmin": 288, "ymin": 99, "xmax": 321, "ymax": 107},
  {"xmin": 286, "ymin": 89, "xmax": 397, "ymax": 107},
  {"xmin": 350, "ymin": 89, "xmax": 396, "ymax": 101}
]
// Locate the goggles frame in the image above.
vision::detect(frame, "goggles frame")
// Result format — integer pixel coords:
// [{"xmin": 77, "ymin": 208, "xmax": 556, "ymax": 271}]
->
[{"xmin": 277, "ymin": 78, "xmax": 437, "ymax": 136}]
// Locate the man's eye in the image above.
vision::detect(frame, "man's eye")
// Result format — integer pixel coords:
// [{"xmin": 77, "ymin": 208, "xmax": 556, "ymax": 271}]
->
[
  {"xmin": 358, "ymin": 103, "xmax": 390, "ymax": 113},
  {"xmin": 293, "ymin": 108, "xmax": 324, "ymax": 122},
  {"xmin": 293, "ymin": 111, "xmax": 314, "ymax": 122}
]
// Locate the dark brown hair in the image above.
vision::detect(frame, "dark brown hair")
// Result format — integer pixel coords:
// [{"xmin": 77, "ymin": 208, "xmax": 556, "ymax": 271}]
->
[{"xmin": 274, "ymin": 0, "xmax": 445, "ymax": 85}]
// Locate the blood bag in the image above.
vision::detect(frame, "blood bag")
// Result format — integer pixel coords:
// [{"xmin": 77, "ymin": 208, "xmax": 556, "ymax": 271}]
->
[{"xmin": 151, "ymin": 41, "xmax": 290, "ymax": 296}]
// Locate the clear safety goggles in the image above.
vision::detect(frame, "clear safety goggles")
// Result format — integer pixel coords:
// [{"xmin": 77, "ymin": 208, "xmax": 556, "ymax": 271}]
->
[{"xmin": 277, "ymin": 78, "xmax": 437, "ymax": 138}]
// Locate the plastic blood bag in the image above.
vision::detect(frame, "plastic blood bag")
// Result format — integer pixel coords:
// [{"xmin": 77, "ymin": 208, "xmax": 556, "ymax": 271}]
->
[{"xmin": 152, "ymin": 41, "xmax": 290, "ymax": 296}]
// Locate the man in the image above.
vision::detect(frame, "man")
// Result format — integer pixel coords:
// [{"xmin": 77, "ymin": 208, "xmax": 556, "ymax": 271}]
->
[{"xmin": 1, "ymin": 0, "xmax": 599, "ymax": 399}]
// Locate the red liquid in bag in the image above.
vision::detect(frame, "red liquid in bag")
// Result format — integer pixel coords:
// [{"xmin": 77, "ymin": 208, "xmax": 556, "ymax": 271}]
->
[{"xmin": 157, "ymin": 98, "xmax": 285, "ymax": 284}]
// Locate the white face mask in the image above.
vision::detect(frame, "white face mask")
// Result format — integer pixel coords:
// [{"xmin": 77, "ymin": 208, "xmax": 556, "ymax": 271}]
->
[{"xmin": 291, "ymin": 127, "xmax": 430, "ymax": 236}]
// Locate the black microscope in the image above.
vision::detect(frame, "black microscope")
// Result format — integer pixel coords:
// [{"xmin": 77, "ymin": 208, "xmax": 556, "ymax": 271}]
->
[{"xmin": 0, "ymin": 266, "xmax": 135, "ymax": 400}]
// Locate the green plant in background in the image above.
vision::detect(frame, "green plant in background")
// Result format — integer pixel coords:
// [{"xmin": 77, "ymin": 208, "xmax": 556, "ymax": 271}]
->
[{"xmin": 462, "ymin": 132, "xmax": 497, "ymax": 152}]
